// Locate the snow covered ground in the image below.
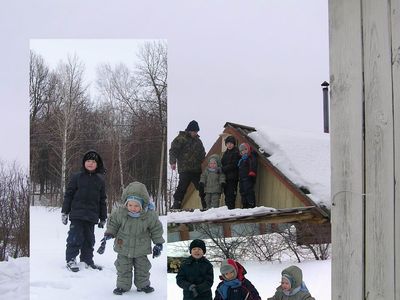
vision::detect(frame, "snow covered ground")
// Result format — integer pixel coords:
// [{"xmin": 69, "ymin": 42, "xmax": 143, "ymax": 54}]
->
[
  {"xmin": 30, "ymin": 206, "xmax": 167, "ymax": 299},
  {"xmin": 167, "ymin": 258, "xmax": 331, "ymax": 299},
  {"xmin": 1, "ymin": 207, "xmax": 330, "ymax": 299},
  {"xmin": 0, "ymin": 257, "xmax": 29, "ymax": 300}
]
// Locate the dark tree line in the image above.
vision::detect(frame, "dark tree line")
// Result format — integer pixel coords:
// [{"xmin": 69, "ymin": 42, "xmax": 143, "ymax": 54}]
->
[
  {"xmin": 0, "ymin": 161, "xmax": 29, "ymax": 260},
  {"xmin": 30, "ymin": 41, "xmax": 168, "ymax": 214}
]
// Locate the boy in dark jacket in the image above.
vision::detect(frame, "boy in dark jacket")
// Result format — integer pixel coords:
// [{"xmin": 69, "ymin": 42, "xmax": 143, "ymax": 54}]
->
[
  {"xmin": 176, "ymin": 239, "xmax": 214, "ymax": 300},
  {"xmin": 214, "ymin": 259, "xmax": 261, "ymax": 300},
  {"xmin": 61, "ymin": 150, "xmax": 107, "ymax": 272},
  {"xmin": 237, "ymin": 143, "xmax": 257, "ymax": 208},
  {"xmin": 221, "ymin": 136, "xmax": 241, "ymax": 209},
  {"xmin": 267, "ymin": 265, "xmax": 315, "ymax": 300}
]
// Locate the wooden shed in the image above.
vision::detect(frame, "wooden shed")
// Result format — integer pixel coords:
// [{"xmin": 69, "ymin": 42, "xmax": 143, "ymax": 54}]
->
[
  {"xmin": 180, "ymin": 122, "xmax": 330, "ymax": 221},
  {"xmin": 171, "ymin": 122, "xmax": 331, "ymax": 242}
]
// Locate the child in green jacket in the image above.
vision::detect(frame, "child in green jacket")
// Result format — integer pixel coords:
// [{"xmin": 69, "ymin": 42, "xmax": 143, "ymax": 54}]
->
[
  {"xmin": 103, "ymin": 181, "xmax": 165, "ymax": 295},
  {"xmin": 268, "ymin": 265, "xmax": 315, "ymax": 300}
]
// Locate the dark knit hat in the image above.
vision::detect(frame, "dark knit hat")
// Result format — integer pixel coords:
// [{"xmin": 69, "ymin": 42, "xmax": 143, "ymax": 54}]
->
[
  {"xmin": 185, "ymin": 120, "xmax": 200, "ymax": 132},
  {"xmin": 189, "ymin": 239, "xmax": 206, "ymax": 254},
  {"xmin": 220, "ymin": 259, "xmax": 238, "ymax": 280},
  {"xmin": 224, "ymin": 136, "xmax": 236, "ymax": 146},
  {"xmin": 83, "ymin": 151, "xmax": 99, "ymax": 163}
]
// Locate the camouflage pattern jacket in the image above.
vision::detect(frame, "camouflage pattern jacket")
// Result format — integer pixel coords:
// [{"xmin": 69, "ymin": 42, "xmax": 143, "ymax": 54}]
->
[{"xmin": 169, "ymin": 131, "xmax": 206, "ymax": 173}]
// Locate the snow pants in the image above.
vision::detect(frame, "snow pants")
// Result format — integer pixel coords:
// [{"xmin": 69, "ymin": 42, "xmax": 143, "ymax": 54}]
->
[
  {"xmin": 239, "ymin": 177, "xmax": 256, "ymax": 208},
  {"xmin": 204, "ymin": 193, "xmax": 221, "ymax": 209},
  {"xmin": 223, "ymin": 179, "xmax": 238, "ymax": 209},
  {"xmin": 115, "ymin": 254, "xmax": 151, "ymax": 291},
  {"xmin": 172, "ymin": 171, "xmax": 206, "ymax": 209},
  {"xmin": 65, "ymin": 219, "xmax": 95, "ymax": 264}
]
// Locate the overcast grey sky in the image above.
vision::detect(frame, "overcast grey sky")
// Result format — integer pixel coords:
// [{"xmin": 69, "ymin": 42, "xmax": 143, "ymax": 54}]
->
[
  {"xmin": 30, "ymin": 39, "xmax": 154, "ymax": 99},
  {"xmin": 0, "ymin": 0, "xmax": 329, "ymax": 166}
]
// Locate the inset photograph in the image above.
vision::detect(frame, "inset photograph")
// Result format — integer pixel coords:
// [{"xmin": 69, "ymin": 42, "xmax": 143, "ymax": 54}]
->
[
  {"xmin": 29, "ymin": 39, "xmax": 168, "ymax": 299},
  {"xmin": 167, "ymin": 123, "xmax": 331, "ymax": 299}
]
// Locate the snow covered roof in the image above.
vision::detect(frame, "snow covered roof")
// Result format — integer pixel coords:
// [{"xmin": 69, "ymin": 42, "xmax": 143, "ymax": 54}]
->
[
  {"xmin": 168, "ymin": 206, "xmax": 318, "ymax": 224},
  {"xmin": 249, "ymin": 126, "xmax": 331, "ymax": 209}
]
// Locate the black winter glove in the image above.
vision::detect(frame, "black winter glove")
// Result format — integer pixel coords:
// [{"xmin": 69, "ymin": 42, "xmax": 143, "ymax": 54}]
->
[
  {"xmin": 98, "ymin": 220, "xmax": 106, "ymax": 228},
  {"xmin": 104, "ymin": 233, "xmax": 114, "ymax": 240},
  {"xmin": 189, "ymin": 284, "xmax": 199, "ymax": 298},
  {"xmin": 97, "ymin": 237, "xmax": 107, "ymax": 255},
  {"xmin": 61, "ymin": 213, "xmax": 68, "ymax": 225},
  {"xmin": 152, "ymin": 244, "xmax": 163, "ymax": 258},
  {"xmin": 221, "ymin": 182, "xmax": 226, "ymax": 189},
  {"xmin": 97, "ymin": 233, "xmax": 114, "ymax": 255}
]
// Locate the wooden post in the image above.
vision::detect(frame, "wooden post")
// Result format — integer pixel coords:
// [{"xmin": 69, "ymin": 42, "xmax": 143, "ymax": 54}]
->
[
  {"xmin": 363, "ymin": 1, "xmax": 395, "ymax": 299},
  {"xmin": 330, "ymin": 0, "xmax": 399, "ymax": 299},
  {"xmin": 392, "ymin": 1, "xmax": 400, "ymax": 299},
  {"xmin": 329, "ymin": 1, "xmax": 364, "ymax": 299}
]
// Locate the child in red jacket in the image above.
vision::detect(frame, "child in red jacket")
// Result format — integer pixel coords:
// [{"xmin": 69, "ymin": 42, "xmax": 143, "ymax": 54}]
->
[{"xmin": 214, "ymin": 259, "xmax": 261, "ymax": 300}]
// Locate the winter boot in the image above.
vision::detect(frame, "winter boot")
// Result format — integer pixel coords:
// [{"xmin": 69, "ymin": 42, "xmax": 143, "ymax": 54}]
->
[
  {"xmin": 85, "ymin": 262, "xmax": 103, "ymax": 270},
  {"xmin": 137, "ymin": 286, "xmax": 155, "ymax": 293},
  {"xmin": 113, "ymin": 287, "xmax": 127, "ymax": 295},
  {"xmin": 66, "ymin": 258, "xmax": 79, "ymax": 272}
]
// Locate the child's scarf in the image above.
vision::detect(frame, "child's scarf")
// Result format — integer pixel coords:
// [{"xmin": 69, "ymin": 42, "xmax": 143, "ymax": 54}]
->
[
  {"xmin": 217, "ymin": 279, "xmax": 242, "ymax": 300},
  {"xmin": 237, "ymin": 153, "xmax": 248, "ymax": 167}
]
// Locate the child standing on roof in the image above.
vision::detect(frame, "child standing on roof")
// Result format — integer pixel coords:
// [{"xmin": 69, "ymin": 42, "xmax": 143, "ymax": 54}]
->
[
  {"xmin": 267, "ymin": 265, "xmax": 315, "ymax": 300},
  {"xmin": 221, "ymin": 136, "xmax": 241, "ymax": 209},
  {"xmin": 214, "ymin": 258, "xmax": 261, "ymax": 300},
  {"xmin": 237, "ymin": 143, "xmax": 258, "ymax": 208},
  {"xmin": 199, "ymin": 154, "xmax": 226, "ymax": 209}
]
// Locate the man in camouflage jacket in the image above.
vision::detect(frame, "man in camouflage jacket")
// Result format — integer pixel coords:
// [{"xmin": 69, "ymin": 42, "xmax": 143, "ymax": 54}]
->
[{"xmin": 169, "ymin": 120, "xmax": 206, "ymax": 209}]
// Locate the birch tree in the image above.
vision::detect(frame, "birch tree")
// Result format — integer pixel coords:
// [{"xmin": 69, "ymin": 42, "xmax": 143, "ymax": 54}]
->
[
  {"xmin": 136, "ymin": 41, "xmax": 168, "ymax": 214},
  {"xmin": 49, "ymin": 55, "xmax": 89, "ymax": 204}
]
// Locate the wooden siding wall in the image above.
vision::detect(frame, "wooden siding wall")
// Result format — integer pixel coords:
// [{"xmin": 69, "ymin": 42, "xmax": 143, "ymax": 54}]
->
[
  {"xmin": 330, "ymin": 1, "xmax": 400, "ymax": 299},
  {"xmin": 257, "ymin": 167, "xmax": 302, "ymax": 209}
]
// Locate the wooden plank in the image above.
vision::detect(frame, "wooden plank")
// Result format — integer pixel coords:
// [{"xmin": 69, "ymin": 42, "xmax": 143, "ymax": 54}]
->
[
  {"xmin": 363, "ymin": 1, "xmax": 395, "ymax": 299},
  {"xmin": 329, "ymin": 0, "xmax": 365, "ymax": 299},
  {"xmin": 391, "ymin": 0, "xmax": 400, "ymax": 299}
]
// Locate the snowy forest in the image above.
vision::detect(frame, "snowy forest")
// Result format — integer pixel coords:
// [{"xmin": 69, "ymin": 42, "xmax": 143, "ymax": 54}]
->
[{"xmin": 29, "ymin": 41, "xmax": 168, "ymax": 214}]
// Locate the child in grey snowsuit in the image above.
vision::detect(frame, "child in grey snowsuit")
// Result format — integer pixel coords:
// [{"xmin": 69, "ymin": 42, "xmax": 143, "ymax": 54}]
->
[
  {"xmin": 103, "ymin": 181, "xmax": 165, "ymax": 295},
  {"xmin": 61, "ymin": 150, "xmax": 107, "ymax": 272},
  {"xmin": 199, "ymin": 154, "xmax": 226, "ymax": 209},
  {"xmin": 267, "ymin": 265, "xmax": 315, "ymax": 300},
  {"xmin": 176, "ymin": 239, "xmax": 214, "ymax": 300}
]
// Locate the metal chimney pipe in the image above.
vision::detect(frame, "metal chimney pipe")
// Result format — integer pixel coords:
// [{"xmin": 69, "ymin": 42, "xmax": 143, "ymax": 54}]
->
[{"xmin": 321, "ymin": 81, "xmax": 330, "ymax": 133}]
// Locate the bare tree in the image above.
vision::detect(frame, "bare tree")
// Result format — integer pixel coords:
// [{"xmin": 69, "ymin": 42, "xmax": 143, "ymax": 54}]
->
[
  {"xmin": 48, "ymin": 55, "xmax": 89, "ymax": 204},
  {"xmin": 0, "ymin": 161, "xmax": 29, "ymax": 260},
  {"xmin": 136, "ymin": 41, "xmax": 167, "ymax": 213},
  {"xmin": 30, "ymin": 50, "xmax": 50, "ymax": 124}
]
